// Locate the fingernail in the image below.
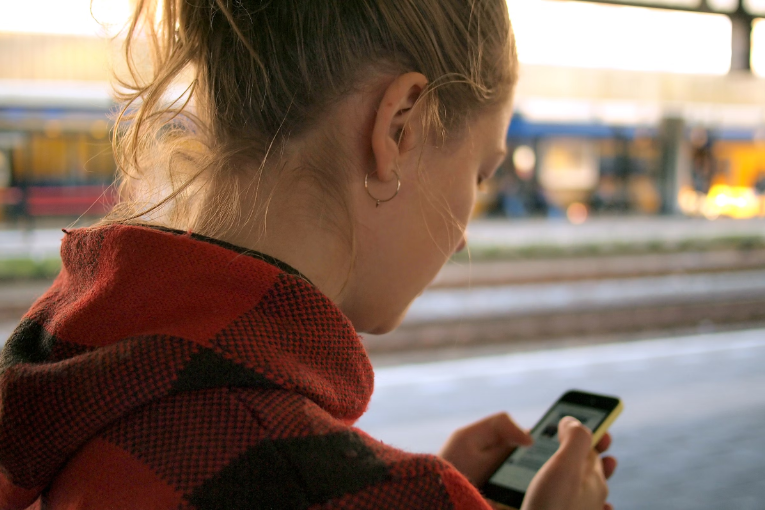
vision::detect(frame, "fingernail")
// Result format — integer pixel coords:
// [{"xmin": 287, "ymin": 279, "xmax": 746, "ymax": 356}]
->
[{"xmin": 559, "ymin": 416, "xmax": 581, "ymax": 428}]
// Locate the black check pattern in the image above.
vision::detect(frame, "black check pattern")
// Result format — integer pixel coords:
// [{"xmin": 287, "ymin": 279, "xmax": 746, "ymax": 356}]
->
[{"xmin": 0, "ymin": 224, "xmax": 491, "ymax": 510}]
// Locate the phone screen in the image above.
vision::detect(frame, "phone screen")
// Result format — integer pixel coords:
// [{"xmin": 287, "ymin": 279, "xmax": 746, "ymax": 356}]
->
[{"xmin": 487, "ymin": 401, "xmax": 609, "ymax": 493}]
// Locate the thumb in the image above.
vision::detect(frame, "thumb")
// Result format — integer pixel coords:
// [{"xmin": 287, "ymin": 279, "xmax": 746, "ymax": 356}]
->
[{"xmin": 555, "ymin": 416, "xmax": 592, "ymax": 464}]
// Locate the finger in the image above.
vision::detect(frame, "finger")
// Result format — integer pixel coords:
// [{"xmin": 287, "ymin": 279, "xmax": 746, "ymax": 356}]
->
[
  {"xmin": 595, "ymin": 432, "xmax": 612, "ymax": 453},
  {"xmin": 456, "ymin": 413, "xmax": 532, "ymax": 450},
  {"xmin": 602, "ymin": 455, "xmax": 618, "ymax": 479},
  {"xmin": 588, "ymin": 448, "xmax": 606, "ymax": 478},
  {"xmin": 490, "ymin": 412, "xmax": 534, "ymax": 448},
  {"xmin": 590, "ymin": 451, "xmax": 610, "ymax": 502},
  {"xmin": 556, "ymin": 416, "xmax": 593, "ymax": 463}
]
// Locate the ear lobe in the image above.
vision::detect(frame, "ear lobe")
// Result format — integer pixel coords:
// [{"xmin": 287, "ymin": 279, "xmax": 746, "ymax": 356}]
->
[{"xmin": 371, "ymin": 72, "xmax": 428, "ymax": 183}]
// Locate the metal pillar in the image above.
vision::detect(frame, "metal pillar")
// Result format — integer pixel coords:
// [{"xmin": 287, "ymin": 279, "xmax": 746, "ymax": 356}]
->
[
  {"xmin": 730, "ymin": 10, "xmax": 754, "ymax": 73},
  {"xmin": 658, "ymin": 118, "xmax": 685, "ymax": 215}
]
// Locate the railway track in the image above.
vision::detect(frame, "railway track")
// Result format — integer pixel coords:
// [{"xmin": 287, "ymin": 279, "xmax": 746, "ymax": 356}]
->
[
  {"xmin": 431, "ymin": 248, "xmax": 765, "ymax": 287},
  {"xmin": 3, "ymin": 251, "xmax": 765, "ymax": 353},
  {"xmin": 365, "ymin": 252, "xmax": 765, "ymax": 352},
  {"xmin": 364, "ymin": 294, "xmax": 765, "ymax": 353}
]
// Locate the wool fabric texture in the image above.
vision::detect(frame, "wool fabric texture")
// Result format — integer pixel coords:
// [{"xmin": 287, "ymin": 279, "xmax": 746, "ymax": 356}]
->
[{"xmin": 0, "ymin": 224, "xmax": 491, "ymax": 509}]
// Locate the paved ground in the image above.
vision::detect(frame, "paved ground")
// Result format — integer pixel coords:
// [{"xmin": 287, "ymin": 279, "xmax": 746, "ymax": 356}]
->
[{"xmin": 357, "ymin": 329, "xmax": 765, "ymax": 510}]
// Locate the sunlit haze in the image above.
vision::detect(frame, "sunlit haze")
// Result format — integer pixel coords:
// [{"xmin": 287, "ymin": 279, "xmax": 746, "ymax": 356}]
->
[
  {"xmin": 507, "ymin": 0, "xmax": 732, "ymax": 75},
  {"xmin": 0, "ymin": 0, "xmax": 131, "ymax": 36},
  {"xmin": 0, "ymin": 0, "xmax": 755, "ymax": 75}
]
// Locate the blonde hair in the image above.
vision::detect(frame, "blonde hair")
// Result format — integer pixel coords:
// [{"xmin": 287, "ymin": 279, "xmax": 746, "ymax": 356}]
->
[{"xmin": 105, "ymin": 0, "xmax": 518, "ymax": 240}]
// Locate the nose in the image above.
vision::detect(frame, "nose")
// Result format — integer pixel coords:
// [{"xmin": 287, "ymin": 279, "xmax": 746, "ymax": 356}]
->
[{"xmin": 455, "ymin": 237, "xmax": 467, "ymax": 254}]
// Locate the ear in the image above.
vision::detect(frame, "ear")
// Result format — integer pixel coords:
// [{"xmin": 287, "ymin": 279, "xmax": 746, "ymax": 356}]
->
[{"xmin": 371, "ymin": 72, "xmax": 428, "ymax": 183}]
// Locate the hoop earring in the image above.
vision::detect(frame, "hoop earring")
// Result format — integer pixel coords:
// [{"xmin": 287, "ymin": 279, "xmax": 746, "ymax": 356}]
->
[{"xmin": 365, "ymin": 170, "xmax": 401, "ymax": 207}]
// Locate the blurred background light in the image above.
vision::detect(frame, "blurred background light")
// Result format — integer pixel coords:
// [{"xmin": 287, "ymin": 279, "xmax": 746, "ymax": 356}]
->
[
  {"xmin": 745, "ymin": 0, "xmax": 765, "ymax": 16},
  {"xmin": 750, "ymin": 18, "xmax": 765, "ymax": 76},
  {"xmin": 513, "ymin": 145, "xmax": 537, "ymax": 181},
  {"xmin": 707, "ymin": 0, "xmax": 739, "ymax": 12},
  {"xmin": 507, "ymin": 0, "xmax": 732, "ymax": 74},
  {"xmin": 566, "ymin": 201, "xmax": 589, "ymax": 223},
  {"xmin": 605, "ymin": 0, "xmax": 700, "ymax": 6},
  {"xmin": 0, "ymin": 0, "xmax": 131, "ymax": 36}
]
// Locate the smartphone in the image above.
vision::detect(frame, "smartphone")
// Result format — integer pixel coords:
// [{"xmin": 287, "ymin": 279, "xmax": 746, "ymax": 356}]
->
[{"xmin": 482, "ymin": 390, "xmax": 623, "ymax": 510}]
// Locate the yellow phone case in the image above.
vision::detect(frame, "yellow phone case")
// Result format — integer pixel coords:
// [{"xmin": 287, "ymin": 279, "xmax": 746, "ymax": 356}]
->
[{"xmin": 590, "ymin": 399, "xmax": 623, "ymax": 447}]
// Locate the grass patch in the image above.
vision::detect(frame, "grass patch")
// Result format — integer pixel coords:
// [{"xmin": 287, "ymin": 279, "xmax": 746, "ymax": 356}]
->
[
  {"xmin": 0, "ymin": 258, "xmax": 61, "ymax": 281},
  {"xmin": 452, "ymin": 235, "xmax": 765, "ymax": 263}
]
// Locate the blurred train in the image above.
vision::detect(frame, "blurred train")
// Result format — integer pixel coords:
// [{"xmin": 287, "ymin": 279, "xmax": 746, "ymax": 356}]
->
[
  {"xmin": 2, "ymin": 85, "xmax": 765, "ymax": 222},
  {"xmin": 0, "ymin": 82, "xmax": 117, "ymax": 223},
  {"xmin": 477, "ymin": 115, "xmax": 765, "ymax": 222}
]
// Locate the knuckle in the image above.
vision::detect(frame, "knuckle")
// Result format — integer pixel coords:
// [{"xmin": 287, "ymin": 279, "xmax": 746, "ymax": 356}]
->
[
  {"xmin": 568, "ymin": 422, "xmax": 592, "ymax": 442},
  {"xmin": 495, "ymin": 412, "xmax": 513, "ymax": 426},
  {"xmin": 594, "ymin": 470, "xmax": 610, "ymax": 500},
  {"xmin": 599, "ymin": 481, "xmax": 610, "ymax": 502},
  {"xmin": 450, "ymin": 427, "xmax": 468, "ymax": 440}
]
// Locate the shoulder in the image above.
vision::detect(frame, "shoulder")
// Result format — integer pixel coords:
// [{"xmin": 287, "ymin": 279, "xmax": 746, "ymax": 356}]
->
[
  {"xmin": 231, "ymin": 388, "xmax": 490, "ymax": 508},
  {"xmin": 322, "ymin": 428, "xmax": 492, "ymax": 510},
  {"xmin": 47, "ymin": 388, "xmax": 490, "ymax": 510}
]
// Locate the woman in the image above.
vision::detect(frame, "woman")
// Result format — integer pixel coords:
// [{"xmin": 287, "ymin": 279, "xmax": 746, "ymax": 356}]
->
[{"xmin": 0, "ymin": 0, "xmax": 616, "ymax": 508}]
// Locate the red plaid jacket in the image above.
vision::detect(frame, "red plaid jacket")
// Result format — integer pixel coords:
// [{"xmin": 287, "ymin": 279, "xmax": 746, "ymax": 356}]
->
[{"xmin": 0, "ymin": 224, "xmax": 491, "ymax": 509}]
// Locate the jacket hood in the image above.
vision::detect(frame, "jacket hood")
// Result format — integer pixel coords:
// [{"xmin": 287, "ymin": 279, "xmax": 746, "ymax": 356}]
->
[{"xmin": 0, "ymin": 224, "xmax": 374, "ymax": 509}]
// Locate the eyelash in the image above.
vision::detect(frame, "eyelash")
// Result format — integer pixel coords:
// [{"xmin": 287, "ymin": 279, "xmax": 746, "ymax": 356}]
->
[{"xmin": 478, "ymin": 157, "xmax": 504, "ymax": 188}]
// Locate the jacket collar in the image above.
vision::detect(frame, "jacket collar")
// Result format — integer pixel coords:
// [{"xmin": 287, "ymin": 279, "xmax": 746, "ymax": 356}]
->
[{"xmin": 0, "ymin": 224, "xmax": 374, "ymax": 498}]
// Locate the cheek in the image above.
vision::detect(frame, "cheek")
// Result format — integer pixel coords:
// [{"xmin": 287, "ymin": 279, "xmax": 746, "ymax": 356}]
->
[
  {"xmin": 445, "ymin": 171, "xmax": 478, "ymax": 229},
  {"xmin": 353, "ymin": 170, "xmax": 474, "ymax": 334},
  {"xmin": 458, "ymin": 181, "xmax": 477, "ymax": 221},
  {"xmin": 415, "ymin": 171, "xmax": 475, "ymax": 261}
]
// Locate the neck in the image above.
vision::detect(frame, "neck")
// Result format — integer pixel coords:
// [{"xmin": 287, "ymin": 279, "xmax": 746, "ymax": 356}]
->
[
  {"xmin": 217, "ymin": 168, "xmax": 356, "ymax": 311},
  {"xmin": 200, "ymin": 94, "xmax": 378, "ymax": 329}
]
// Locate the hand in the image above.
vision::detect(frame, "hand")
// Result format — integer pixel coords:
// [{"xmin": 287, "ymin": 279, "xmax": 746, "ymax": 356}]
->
[
  {"xmin": 521, "ymin": 417, "xmax": 618, "ymax": 510},
  {"xmin": 439, "ymin": 412, "xmax": 533, "ymax": 486}
]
